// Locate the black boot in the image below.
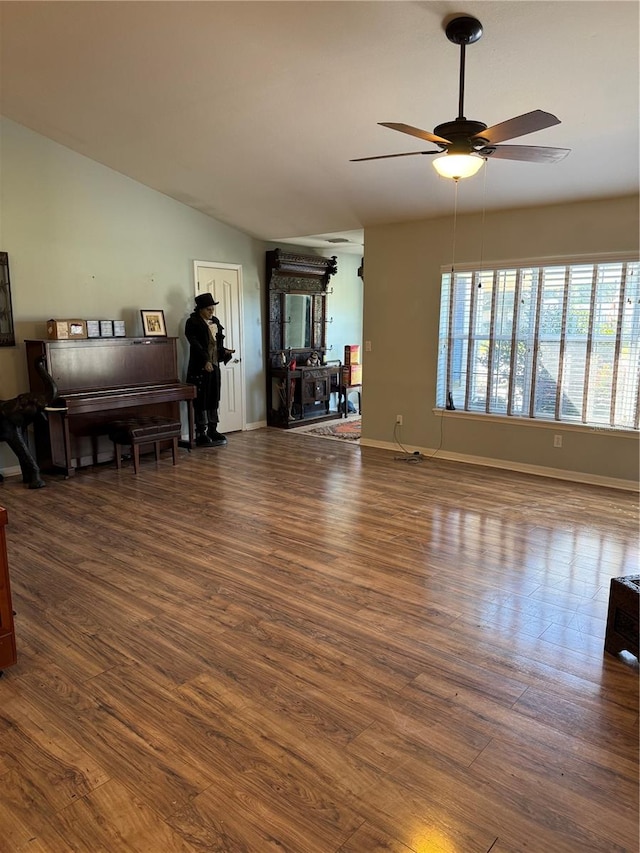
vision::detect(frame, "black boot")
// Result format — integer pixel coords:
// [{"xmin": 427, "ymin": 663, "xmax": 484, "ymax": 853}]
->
[
  {"xmin": 208, "ymin": 423, "xmax": 227, "ymax": 445},
  {"xmin": 196, "ymin": 427, "xmax": 213, "ymax": 446}
]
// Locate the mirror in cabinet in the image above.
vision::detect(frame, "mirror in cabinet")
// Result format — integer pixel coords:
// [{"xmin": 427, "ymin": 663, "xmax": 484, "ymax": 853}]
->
[
  {"xmin": 266, "ymin": 249, "xmax": 342, "ymax": 428},
  {"xmin": 283, "ymin": 293, "xmax": 312, "ymax": 349}
]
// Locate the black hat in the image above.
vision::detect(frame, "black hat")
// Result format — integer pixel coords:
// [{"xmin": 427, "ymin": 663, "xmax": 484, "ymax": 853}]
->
[{"xmin": 195, "ymin": 293, "xmax": 219, "ymax": 309}]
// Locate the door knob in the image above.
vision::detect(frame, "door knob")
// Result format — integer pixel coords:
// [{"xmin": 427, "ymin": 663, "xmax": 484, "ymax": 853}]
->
[{"xmin": 232, "ymin": 358, "xmax": 240, "ymax": 364}]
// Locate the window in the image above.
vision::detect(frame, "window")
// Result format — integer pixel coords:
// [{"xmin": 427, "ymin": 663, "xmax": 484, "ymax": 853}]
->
[{"xmin": 436, "ymin": 258, "xmax": 640, "ymax": 430}]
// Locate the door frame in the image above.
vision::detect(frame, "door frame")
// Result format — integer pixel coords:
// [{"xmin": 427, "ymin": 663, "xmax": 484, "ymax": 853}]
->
[{"xmin": 193, "ymin": 259, "xmax": 246, "ymax": 432}]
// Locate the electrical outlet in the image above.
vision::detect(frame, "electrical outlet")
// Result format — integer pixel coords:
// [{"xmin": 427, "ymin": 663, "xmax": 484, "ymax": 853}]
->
[
  {"xmin": 396, "ymin": 414, "xmax": 403, "ymax": 425},
  {"xmin": 553, "ymin": 434, "xmax": 562, "ymax": 448},
  {"xmin": 365, "ymin": 340, "xmax": 372, "ymax": 352}
]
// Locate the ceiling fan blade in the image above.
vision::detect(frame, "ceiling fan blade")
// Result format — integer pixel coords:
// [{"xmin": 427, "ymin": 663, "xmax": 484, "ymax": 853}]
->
[
  {"xmin": 379, "ymin": 122, "xmax": 450, "ymax": 146},
  {"xmin": 350, "ymin": 150, "xmax": 440, "ymax": 162},
  {"xmin": 480, "ymin": 144, "xmax": 570, "ymax": 163},
  {"xmin": 474, "ymin": 110, "xmax": 561, "ymax": 145}
]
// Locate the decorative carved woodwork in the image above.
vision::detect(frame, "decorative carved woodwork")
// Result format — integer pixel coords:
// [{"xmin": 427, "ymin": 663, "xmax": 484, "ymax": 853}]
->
[{"xmin": 265, "ymin": 249, "xmax": 341, "ymax": 428}]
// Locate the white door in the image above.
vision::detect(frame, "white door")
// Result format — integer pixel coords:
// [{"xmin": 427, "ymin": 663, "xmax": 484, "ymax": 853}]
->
[{"xmin": 193, "ymin": 261, "xmax": 244, "ymax": 434}]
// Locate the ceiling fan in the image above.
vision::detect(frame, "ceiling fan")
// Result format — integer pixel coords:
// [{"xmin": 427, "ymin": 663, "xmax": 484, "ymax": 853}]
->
[{"xmin": 351, "ymin": 16, "xmax": 570, "ymax": 180}]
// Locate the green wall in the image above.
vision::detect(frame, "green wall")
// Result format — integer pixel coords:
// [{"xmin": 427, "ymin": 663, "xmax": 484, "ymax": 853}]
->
[{"xmin": 0, "ymin": 118, "xmax": 362, "ymax": 474}]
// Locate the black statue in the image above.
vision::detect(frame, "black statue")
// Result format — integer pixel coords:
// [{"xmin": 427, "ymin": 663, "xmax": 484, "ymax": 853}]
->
[{"xmin": 0, "ymin": 357, "xmax": 65, "ymax": 489}]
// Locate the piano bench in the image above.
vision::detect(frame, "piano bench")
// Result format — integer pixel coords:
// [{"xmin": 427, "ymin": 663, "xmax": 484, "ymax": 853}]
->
[{"xmin": 107, "ymin": 417, "xmax": 182, "ymax": 475}]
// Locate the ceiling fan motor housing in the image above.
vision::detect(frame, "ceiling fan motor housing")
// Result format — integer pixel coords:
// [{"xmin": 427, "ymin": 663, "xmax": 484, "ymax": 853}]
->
[{"xmin": 433, "ymin": 120, "xmax": 489, "ymax": 153}]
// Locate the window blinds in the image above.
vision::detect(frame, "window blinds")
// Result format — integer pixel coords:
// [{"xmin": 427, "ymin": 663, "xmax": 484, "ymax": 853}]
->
[{"xmin": 437, "ymin": 259, "xmax": 639, "ymax": 429}]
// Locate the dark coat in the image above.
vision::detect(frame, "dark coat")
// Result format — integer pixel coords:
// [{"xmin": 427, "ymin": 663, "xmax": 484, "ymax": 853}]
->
[{"xmin": 185, "ymin": 312, "xmax": 231, "ymax": 382}]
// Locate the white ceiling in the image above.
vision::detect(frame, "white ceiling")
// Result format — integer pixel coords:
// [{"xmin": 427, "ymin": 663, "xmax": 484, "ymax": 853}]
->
[{"xmin": 1, "ymin": 1, "xmax": 638, "ymax": 256}]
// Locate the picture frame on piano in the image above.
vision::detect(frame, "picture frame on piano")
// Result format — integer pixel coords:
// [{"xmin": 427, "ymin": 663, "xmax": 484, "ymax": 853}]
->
[{"xmin": 140, "ymin": 309, "xmax": 167, "ymax": 337}]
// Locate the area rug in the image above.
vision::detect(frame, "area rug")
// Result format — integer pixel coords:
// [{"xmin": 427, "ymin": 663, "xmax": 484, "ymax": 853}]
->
[{"xmin": 301, "ymin": 417, "xmax": 361, "ymax": 442}]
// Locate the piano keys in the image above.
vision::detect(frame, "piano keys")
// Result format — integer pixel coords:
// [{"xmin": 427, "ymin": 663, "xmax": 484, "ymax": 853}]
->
[{"xmin": 25, "ymin": 337, "xmax": 196, "ymax": 476}]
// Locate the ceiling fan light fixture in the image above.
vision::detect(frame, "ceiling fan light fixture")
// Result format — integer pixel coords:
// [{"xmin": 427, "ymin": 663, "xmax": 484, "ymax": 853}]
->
[{"xmin": 433, "ymin": 153, "xmax": 484, "ymax": 180}]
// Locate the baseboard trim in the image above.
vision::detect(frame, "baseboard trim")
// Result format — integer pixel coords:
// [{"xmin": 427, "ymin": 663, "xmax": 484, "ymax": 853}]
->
[
  {"xmin": 360, "ymin": 439, "xmax": 638, "ymax": 492},
  {"xmin": 0, "ymin": 465, "xmax": 22, "ymax": 481}
]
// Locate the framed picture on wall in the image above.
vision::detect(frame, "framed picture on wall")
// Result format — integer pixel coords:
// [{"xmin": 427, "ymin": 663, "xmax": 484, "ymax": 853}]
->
[
  {"xmin": 0, "ymin": 252, "xmax": 16, "ymax": 347},
  {"xmin": 140, "ymin": 309, "xmax": 167, "ymax": 337}
]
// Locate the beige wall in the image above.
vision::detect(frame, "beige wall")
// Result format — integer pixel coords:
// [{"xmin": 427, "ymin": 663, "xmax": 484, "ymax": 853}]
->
[{"xmin": 362, "ymin": 195, "xmax": 640, "ymax": 488}]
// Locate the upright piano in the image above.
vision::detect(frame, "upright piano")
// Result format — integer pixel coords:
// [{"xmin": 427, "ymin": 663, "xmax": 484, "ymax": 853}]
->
[{"xmin": 25, "ymin": 337, "xmax": 196, "ymax": 476}]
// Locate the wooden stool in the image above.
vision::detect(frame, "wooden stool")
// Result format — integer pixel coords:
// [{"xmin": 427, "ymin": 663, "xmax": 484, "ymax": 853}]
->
[
  {"xmin": 107, "ymin": 417, "xmax": 182, "ymax": 475},
  {"xmin": 604, "ymin": 575, "xmax": 639, "ymax": 658}
]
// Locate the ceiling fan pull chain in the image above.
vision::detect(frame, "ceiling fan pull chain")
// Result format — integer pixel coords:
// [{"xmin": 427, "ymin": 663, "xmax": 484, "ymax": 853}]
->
[
  {"xmin": 451, "ymin": 180, "xmax": 459, "ymax": 274},
  {"xmin": 478, "ymin": 160, "xmax": 488, "ymax": 285}
]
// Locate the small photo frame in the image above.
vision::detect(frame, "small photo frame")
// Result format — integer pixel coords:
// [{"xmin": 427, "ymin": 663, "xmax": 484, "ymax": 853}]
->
[{"xmin": 140, "ymin": 309, "xmax": 167, "ymax": 337}]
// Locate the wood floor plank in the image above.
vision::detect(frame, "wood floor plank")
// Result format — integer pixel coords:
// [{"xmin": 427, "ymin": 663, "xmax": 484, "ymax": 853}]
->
[
  {"xmin": 54, "ymin": 778, "xmax": 195, "ymax": 852},
  {"xmin": 470, "ymin": 735, "xmax": 638, "ymax": 844},
  {"xmin": 332, "ymin": 770, "xmax": 501, "ymax": 853},
  {"xmin": 336, "ymin": 822, "xmax": 419, "ymax": 853},
  {"xmin": 0, "ymin": 428, "xmax": 636, "ymax": 852},
  {"xmin": 0, "ymin": 768, "xmax": 76, "ymax": 853},
  {"xmin": 174, "ymin": 671, "xmax": 400, "ymax": 800},
  {"xmin": 362, "ymin": 749, "xmax": 629, "ymax": 853},
  {"xmin": 512, "ymin": 685, "xmax": 638, "ymax": 758},
  {"xmin": 11, "ymin": 662, "xmax": 217, "ymax": 817},
  {"xmin": 0, "ymin": 695, "xmax": 109, "ymax": 812},
  {"xmin": 399, "ymin": 675, "xmax": 639, "ymax": 788},
  {"xmin": 168, "ymin": 780, "xmax": 361, "ymax": 853}
]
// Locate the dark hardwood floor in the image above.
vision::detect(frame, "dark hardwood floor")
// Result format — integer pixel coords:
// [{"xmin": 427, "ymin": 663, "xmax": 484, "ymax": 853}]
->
[{"xmin": 0, "ymin": 428, "xmax": 637, "ymax": 852}]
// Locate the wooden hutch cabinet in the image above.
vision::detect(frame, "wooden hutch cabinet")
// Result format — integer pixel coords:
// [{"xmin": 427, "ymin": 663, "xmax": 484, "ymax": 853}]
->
[
  {"xmin": 266, "ymin": 249, "xmax": 342, "ymax": 428},
  {"xmin": 0, "ymin": 507, "xmax": 17, "ymax": 673}
]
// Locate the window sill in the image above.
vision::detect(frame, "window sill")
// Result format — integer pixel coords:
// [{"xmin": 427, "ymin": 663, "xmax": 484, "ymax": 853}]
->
[{"xmin": 432, "ymin": 408, "xmax": 638, "ymax": 439}]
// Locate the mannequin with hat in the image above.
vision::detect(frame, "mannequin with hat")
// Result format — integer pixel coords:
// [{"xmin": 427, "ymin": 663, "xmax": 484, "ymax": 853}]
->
[{"xmin": 185, "ymin": 293, "xmax": 235, "ymax": 446}]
